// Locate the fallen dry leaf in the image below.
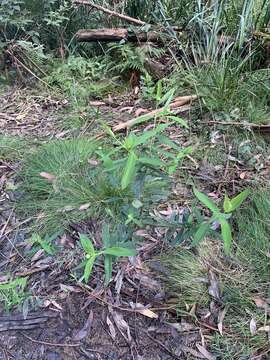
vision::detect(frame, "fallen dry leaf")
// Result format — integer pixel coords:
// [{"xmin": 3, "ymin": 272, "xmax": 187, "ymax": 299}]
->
[
  {"xmin": 79, "ymin": 203, "xmax": 91, "ymax": 210},
  {"xmin": 196, "ymin": 343, "xmax": 216, "ymax": 360},
  {"xmin": 31, "ymin": 248, "xmax": 44, "ymax": 263},
  {"xmin": 239, "ymin": 171, "xmax": 247, "ymax": 179},
  {"xmin": 112, "ymin": 311, "xmax": 131, "ymax": 342},
  {"xmin": 208, "ymin": 270, "xmax": 221, "ymax": 301},
  {"xmin": 39, "ymin": 172, "xmax": 56, "ymax": 182},
  {"xmin": 136, "ymin": 308, "xmax": 158, "ymax": 319},
  {"xmin": 43, "ymin": 299, "xmax": 63, "ymax": 310},
  {"xmin": 252, "ymin": 296, "xmax": 269, "ymax": 309},
  {"xmin": 72, "ymin": 310, "xmax": 93, "ymax": 341},
  {"xmin": 134, "ymin": 108, "xmax": 148, "ymax": 117},
  {"xmin": 89, "ymin": 100, "xmax": 106, "ymax": 106},
  {"xmin": 258, "ymin": 325, "xmax": 270, "ymax": 332},
  {"xmin": 106, "ymin": 316, "xmax": 116, "ymax": 340},
  {"xmin": 217, "ymin": 307, "xmax": 227, "ymax": 336},
  {"xmin": 250, "ymin": 318, "xmax": 257, "ymax": 336}
]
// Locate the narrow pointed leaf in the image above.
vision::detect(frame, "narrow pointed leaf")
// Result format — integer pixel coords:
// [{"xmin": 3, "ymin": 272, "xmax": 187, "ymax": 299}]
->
[
  {"xmin": 223, "ymin": 194, "xmax": 232, "ymax": 213},
  {"xmin": 102, "ymin": 247, "xmax": 137, "ymax": 257},
  {"xmin": 220, "ymin": 218, "xmax": 232, "ymax": 255},
  {"xmin": 191, "ymin": 222, "xmax": 210, "ymax": 246},
  {"xmin": 80, "ymin": 234, "xmax": 95, "ymax": 256},
  {"xmin": 227, "ymin": 189, "xmax": 250, "ymax": 213},
  {"xmin": 139, "ymin": 156, "xmax": 164, "ymax": 167},
  {"xmin": 133, "ymin": 124, "xmax": 170, "ymax": 147},
  {"xmin": 121, "ymin": 151, "xmax": 137, "ymax": 189},
  {"xmin": 104, "ymin": 254, "xmax": 113, "ymax": 286},
  {"xmin": 193, "ymin": 188, "xmax": 220, "ymax": 214},
  {"xmin": 84, "ymin": 257, "xmax": 95, "ymax": 283}
]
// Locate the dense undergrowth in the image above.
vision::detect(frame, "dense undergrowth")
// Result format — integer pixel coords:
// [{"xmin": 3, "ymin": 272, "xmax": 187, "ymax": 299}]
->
[{"xmin": 0, "ymin": 0, "xmax": 270, "ymax": 358}]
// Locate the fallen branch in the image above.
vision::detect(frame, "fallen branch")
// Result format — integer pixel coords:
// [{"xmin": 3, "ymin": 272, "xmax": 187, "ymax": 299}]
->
[
  {"xmin": 75, "ymin": 28, "xmax": 179, "ymax": 43},
  {"xmin": 113, "ymin": 95, "xmax": 197, "ymax": 132},
  {"xmin": 73, "ymin": 0, "xmax": 146, "ymax": 26}
]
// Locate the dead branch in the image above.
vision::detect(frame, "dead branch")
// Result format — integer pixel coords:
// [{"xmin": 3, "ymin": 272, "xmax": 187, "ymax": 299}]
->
[
  {"xmin": 73, "ymin": 0, "xmax": 146, "ymax": 26},
  {"xmin": 75, "ymin": 28, "xmax": 171, "ymax": 43},
  {"xmin": 113, "ymin": 95, "xmax": 198, "ymax": 132}
]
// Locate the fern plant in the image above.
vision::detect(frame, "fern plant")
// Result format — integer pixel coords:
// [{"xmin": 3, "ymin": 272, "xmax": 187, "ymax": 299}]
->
[{"xmin": 109, "ymin": 43, "xmax": 165, "ymax": 75}]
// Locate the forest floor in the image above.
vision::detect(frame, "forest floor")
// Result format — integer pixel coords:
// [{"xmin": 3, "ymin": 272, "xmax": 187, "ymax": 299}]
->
[{"xmin": 1, "ymin": 84, "xmax": 270, "ymax": 360}]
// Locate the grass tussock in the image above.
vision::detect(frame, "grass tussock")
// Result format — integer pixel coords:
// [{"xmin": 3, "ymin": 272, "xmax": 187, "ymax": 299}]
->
[
  {"xmin": 18, "ymin": 137, "xmax": 169, "ymax": 236},
  {"xmin": 156, "ymin": 234, "xmax": 270, "ymax": 358},
  {"xmin": 18, "ymin": 137, "xmax": 125, "ymax": 234},
  {"xmin": 0, "ymin": 135, "xmax": 29, "ymax": 161}
]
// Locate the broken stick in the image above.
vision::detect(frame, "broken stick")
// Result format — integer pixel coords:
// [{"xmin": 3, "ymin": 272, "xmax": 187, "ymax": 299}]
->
[
  {"xmin": 113, "ymin": 95, "xmax": 198, "ymax": 132},
  {"xmin": 75, "ymin": 28, "xmax": 175, "ymax": 43}
]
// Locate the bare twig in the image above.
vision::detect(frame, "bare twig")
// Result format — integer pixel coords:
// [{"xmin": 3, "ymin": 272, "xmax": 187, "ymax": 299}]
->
[
  {"xmin": 23, "ymin": 334, "xmax": 81, "ymax": 347},
  {"xmin": 73, "ymin": 0, "xmax": 146, "ymax": 26}
]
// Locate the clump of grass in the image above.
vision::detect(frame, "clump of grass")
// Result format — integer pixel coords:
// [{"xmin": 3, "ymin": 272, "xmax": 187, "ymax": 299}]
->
[
  {"xmin": 155, "ymin": 246, "xmax": 210, "ymax": 308},
  {"xmin": 0, "ymin": 135, "xmax": 28, "ymax": 161},
  {"xmin": 18, "ymin": 137, "xmax": 114, "ymax": 234},
  {"xmin": 18, "ymin": 137, "xmax": 169, "ymax": 235},
  {"xmin": 185, "ymin": 62, "xmax": 269, "ymax": 123},
  {"xmin": 156, "ymin": 239, "xmax": 269, "ymax": 357},
  {"xmin": 236, "ymin": 187, "xmax": 270, "ymax": 285}
]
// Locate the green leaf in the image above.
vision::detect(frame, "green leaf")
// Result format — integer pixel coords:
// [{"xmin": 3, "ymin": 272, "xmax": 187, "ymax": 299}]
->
[
  {"xmin": 139, "ymin": 156, "xmax": 164, "ymax": 167},
  {"xmin": 191, "ymin": 222, "xmax": 210, "ymax": 246},
  {"xmin": 220, "ymin": 218, "xmax": 232, "ymax": 255},
  {"xmin": 158, "ymin": 135, "xmax": 182, "ymax": 152},
  {"xmin": 223, "ymin": 194, "xmax": 232, "ymax": 213},
  {"xmin": 39, "ymin": 240, "xmax": 55, "ymax": 255},
  {"xmin": 193, "ymin": 188, "xmax": 220, "ymax": 214},
  {"xmin": 225, "ymin": 189, "xmax": 250, "ymax": 213},
  {"xmin": 104, "ymin": 254, "xmax": 113, "ymax": 286},
  {"xmin": 102, "ymin": 247, "xmax": 137, "ymax": 257},
  {"xmin": 132, "ymin": 199, "xmax": 143, "ymax": 208},
  {"xmin": 133, "ymin": 123, "xmax": 170, "ymax": 147},
  {"xmin": 102, "ymin": 223, "xmax": 110, "ymax": 248},
  {"xmin": 166, "ymin": 115, "xmax": 189, "ymax": 128},
  {"xmin": 80, "ymin": 234, "xmax": 95, "ymax": 256},
  {"xmin": 163, "ymin": 89, "xmax": 175, "ymax": 109},
  {"xmin": 123, "ymin": 133, "xmax": 137, "ymax": 150},
  {"xmin": 156, "ymin": 79, "xmax": 163, "ymax": 102},
  {"xmin": 121, "ymin": 151, "xmax": 137, "ymax": 189},
  {"xmin": 84, "ymin": 257, "xmax": 95, "ymax": 283}
]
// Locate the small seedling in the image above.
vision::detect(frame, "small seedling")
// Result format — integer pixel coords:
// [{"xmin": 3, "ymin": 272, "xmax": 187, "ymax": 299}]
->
[
  {"xmin": 28, "ymin": 233, "xmax": 58, "ymax": 255},
  {"xmin": 79, "ymin": 229, "xmax": 136, "ymax": 285},
  {"xmin": 192, "ymin": 188, "xmax": 250, "ymax": 254},
  {"xmin": 0, "ymin": 277, "xmax": 28, "ymax": 311}
]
